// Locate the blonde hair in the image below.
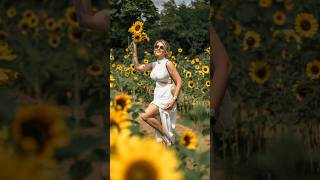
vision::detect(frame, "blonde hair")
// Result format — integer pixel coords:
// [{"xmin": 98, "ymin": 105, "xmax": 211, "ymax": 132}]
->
[{"xmin": 154, "ymin": 39, "xmax": 172, "ymax": 58}]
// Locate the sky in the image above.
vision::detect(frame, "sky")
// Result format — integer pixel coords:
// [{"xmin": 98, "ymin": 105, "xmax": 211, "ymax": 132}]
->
[{"xmin": 152, "ymin": 0, "xmax": 193, "ymax": 12}]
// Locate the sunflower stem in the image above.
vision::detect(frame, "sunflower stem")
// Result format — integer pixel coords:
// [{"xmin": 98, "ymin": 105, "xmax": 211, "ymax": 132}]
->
[{"xmin": 73, "ymin": 64, "xmax": 81, "ymax": 133}]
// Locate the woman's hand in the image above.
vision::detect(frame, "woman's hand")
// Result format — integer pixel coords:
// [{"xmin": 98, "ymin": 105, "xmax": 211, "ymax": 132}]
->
[{"xmin": 166, "ymin": 99, "xmax": 175, "ymax": 110}]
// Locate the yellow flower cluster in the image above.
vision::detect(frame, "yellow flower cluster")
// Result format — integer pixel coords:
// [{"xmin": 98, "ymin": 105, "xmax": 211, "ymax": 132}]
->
[{"xmin": 128, "ymin": 21, "xmax": 150, "ymax": 43}]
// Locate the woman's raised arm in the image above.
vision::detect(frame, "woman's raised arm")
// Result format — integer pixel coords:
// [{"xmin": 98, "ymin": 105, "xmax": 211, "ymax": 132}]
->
[
  {"xmin": 73, "ymin": 0, "xmax": 110, "ymax": 32},
  {"xmin": 130, "ymin": 42, "xmax": 152, "ymax": 72}
]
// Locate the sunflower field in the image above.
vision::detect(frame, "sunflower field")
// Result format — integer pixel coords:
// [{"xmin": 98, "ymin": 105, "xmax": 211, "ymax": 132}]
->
[
  {"xmin": 1, "ymin": 1, "xmax": 109, "ymax": 179},
  {"xmin": 212, "ymin": 0, "xmax": 320, "ymax": 179}
]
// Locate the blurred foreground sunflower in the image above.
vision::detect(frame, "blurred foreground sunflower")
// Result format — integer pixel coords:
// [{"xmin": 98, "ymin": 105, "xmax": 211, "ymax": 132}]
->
[
  {"xmin": 110, "ymin": 107, "xmax": 130, "ymax": 131},
  {"xmin": 11, "ymin": 105, "xmax": 70, "ymax": 157},
  {"xmin": 111, "ymin": 135, "xmax": 182, "ymax": 180},
  {"xmin": 180, "ymin": 128, "xmax": 198, "ymax": 150},
  {"xmin": 0, "ymin": 146, "xmax": 58, "ymax": 180},
  {"xmin": 249, "ymin": 62, "xmax": 271, "ymax": 84},
  {"xmin": 306, "ymin": 60, "xmax": 320, "ymax": 80}
]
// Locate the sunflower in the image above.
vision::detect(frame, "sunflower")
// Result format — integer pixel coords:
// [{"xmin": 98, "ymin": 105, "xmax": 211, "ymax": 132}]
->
[
  {"xmin": 188, "ymin": 81, "xmax": 195, "ymax": 89},
  {"xmin": 110, "ymin": 107, "xmax": 130, "ymax": 131},
  {"xmin": 114, "ymin": 93, "xmax": 132, "ymax": 111},
  {"xmin": 0, "ymin": 68, "xmax": 18, "ymax": 86},
  {"xmin": 0, "ymin": 43, "xmax": 17, "ymax": 61},
  {"xmin": 283, "ymin": 30, "xmax": 302, "ymax": 44},
  {"xmin": 64, "ymin": 7, "xmax": 78, "ymax": 26},
  {"xmin": 273, "ymin": 11, "xmax": 286, "ymax": 25},
  {"xmin": 191, "ymin": 59, "xmax": 195, "ymax": 65},
  {"xmin": 201, "ymin": 87, "xmax": 208, "ymax": 94},
  {"xmin": 28, "ymin": 15, "xmax": 40, "ymax": 27},
  {"xmin": 295, "ymin": 13, "xmax": 318, "ymax": 38},
  {"xmin": 194, "ymin": 65, "xmax": 200, "ymax": 70},
  {"xmin": 144, "ymin": 59, "xmax": 149, "ymax": 64},
  {"xmin": 291, "ymin": 84, "xmax": 311, "ymax": 101},
  {"xmin": 137, "ymin": 81, "xmax": 143, "ymax": 86},
  {"xmin": 0, "ymin": 31, "xmax": 8, "ymax": 41},
  {"xmin": 6, "ymin": 7, "xmax": 16, "ymax": 18},
  {"xmin": 144, "ymin": 71, "xmax": 151, "ymax": 76},
  {"xmin": 87, "ymin": 65, "xmax": 104, "ymax": 76},
  {"xmin": 116, "ymin": 64, "xmax": 123, "ymax": 71},
  {"xmin": 141, "ymin": 32, "xmax": 150, "ymax": 41},
  {"xmin": 22, "ymin": 10, "xmax": 35, "ymax": 19},
  {"xmin": 178, "ymin": 48, "xmax": 183, "ymax": 53},
  {"xmin": 281, "ymin": 50, "xmax": 290, "ymax": 60},
  {"xmin": 110, "ymin": 82, "xmax": 117, "ymax": 89},
  {"xmin": 130, "ymin": 64, "xmax": 135, "ymax": 70},
  {"xmin": 180, "ymin": 128, "xmax": 198, "ymax": 150},
  {"xmin": 132, "ymin": 33, "xmax": 143, "ymax": 43},
  {"xmin": 111, "ymin": 135, "xmax": 182, "ymax": 180},
  {"xmin": 230, "ymin": 20, "xmax": 241, "ymax": 35},
  {"xmin": 48, "ymin": 34, "xmax": 60, "ymax": 48},
  {"xmin": 133, "ymin": 76, "xmax": 139, "ymax": 81},
  {"xmin": 205, "ymin": 80, "xmax": 210, "ymax": 87},
  {"xmin": 185, "ymin": 71, "xmax": 192, "ymax": 78},
  {"xmin": 110, "ymin": 127, "xmax": 131, "ymax": 156},
  {"xmin": 0, "ymin": 146, "xmax": 59, "ymax": 180},
  {"xmin": 18, "ymin": 19, "xmax": 30, "ymax": 35},
  {"xmin": 68, "ymin": 25, "xmax": 82, "ymax": 43},
  {"xmin": 202, "ymin": 65, "xmax": 209, "ymax": 74},
  {"xmin": 284, "ymin": 1, "xmax": 294, "ymax": 11},
  {"xmin": 131, "ymin": 69, "xmax": 137, "ymax": 75},
  {"xmin": 128, "ymin": 21, "xmax": 144, "ymax": 34},
  {"xmin": 243, "ymin": 31, "xmax": 261, "ymax": 50},
  {"xmin": 45, "ymin": 18, "xmax": 56, "ymax": 31},
  {"xmin": 249, "ymin": 62, "xmax": 271, "ymax": 84},
  {"xmin": 171, "ymin": 56, "xmax": 176, "ymax": 61},
  {"xmin": 52, "ymin": 22, "xmax": 64, "ymax": 38},
  {"xmin": 110, "ymin": 54, "xmax": 115, "ymax": 61},
  {"xmin": 12, "ymin": 105, "xmax": 70, "ymax": 157},
  {"xmin": 205, "ymin": 47, "xmax": 210, "ymax": 54},
  {"xmin": 195, "ymin": 58, "xmax": 200, "ymax": 63},
  {"xmin": 259, "ymin": 0, "xmax": 272, "ymax": 7},
  {"xmin": 272, "ymin": 30, "xmax": 281, "ymax": 37},
  {"xmin": 306, "ymin": 60, "xmax": 320, "ymax": 80},
  {"xmin": 110, "ymin": 74, "xmax": 116, "ymax": 81}
]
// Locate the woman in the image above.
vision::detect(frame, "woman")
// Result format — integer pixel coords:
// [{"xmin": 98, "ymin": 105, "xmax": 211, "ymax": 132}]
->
[{"xmin": 130, "ymin": 40, "xmax": 182, "ymax": 146}]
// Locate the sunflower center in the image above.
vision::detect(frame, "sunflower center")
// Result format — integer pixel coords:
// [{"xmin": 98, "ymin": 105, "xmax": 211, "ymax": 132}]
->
[
  {"xmin": 22, "ymin": 23, "xmax": 28, "ymax": 30},
  {"xmin": 110, "ymin": 121, "xmax": 121, "ymax": 131},
  {"xmin": 116, "ymin": 99, "xmax": 126, "ymax": 110},
  {"xmin": 300, "ymin": 20, "xmax": 311, "ymax": 31},
  {"xmin": 135, "ymin": 35, "xmax": 140, "ymax": 40},
  {"xmin": 73, "ymin": 30, "xmax": 82, "ymax": 40},
  {"xmin": 311, "ymin": 66, "xmax": 319, "ymax": 75},
  {"xmin": 91, "ymin": 65, "xmax": 101, "ymax": 72},
  {"xmin": 184, "ymin": 135, "xmax": 191, "ymax": 146},
  {"xmin": 246, "ymin": 37, "xmax": 255, "ymax": 46},
  {"xmin": 21, "ymin": 119, "xmax": 50, "ymax": 153},
  {"xmin": 71, "ymin": 12, "xmax": 77, "ymax": 22},
  {"xmin": 256, "ymin": 67, "xmax": 266, "ymax": 78},
  {"xmin": 135, "ymin": 25, "xmax": 141, "ymax": 31},
  {"xmin": 125, "ymin": 160, "xmax": 157, "ymax": 180},
  {"xmin": 297, "ymin": 87, "xmax": 308, "ymax": 98}
]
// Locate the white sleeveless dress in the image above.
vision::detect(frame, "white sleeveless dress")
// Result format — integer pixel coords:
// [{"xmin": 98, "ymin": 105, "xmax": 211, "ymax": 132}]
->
[{"xmin": 150, "ymin": 58, "xmax": 177, "ymax": 142}]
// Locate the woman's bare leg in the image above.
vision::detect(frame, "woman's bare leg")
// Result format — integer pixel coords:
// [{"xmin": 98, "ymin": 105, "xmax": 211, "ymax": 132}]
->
[{"xmin": 140, "ymin": 103, "xmax": 163, "ymax": 134}]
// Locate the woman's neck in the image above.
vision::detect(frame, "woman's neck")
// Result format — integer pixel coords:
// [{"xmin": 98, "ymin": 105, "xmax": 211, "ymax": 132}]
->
[{"xmin": 156, "ymin": 56, "xmax": 165, "ymax": 61}]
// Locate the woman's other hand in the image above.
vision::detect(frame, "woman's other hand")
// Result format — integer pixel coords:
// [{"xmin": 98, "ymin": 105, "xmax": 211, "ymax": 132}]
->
[{"xmin": 166, "ymin": 99, "xmax": 175, "ymax": 110}]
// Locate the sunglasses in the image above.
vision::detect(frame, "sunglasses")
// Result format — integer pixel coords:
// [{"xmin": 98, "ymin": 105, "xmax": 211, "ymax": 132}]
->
[{"xmin": 154, "ymin": 45, "xmax": 165, "ymax": 50}]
